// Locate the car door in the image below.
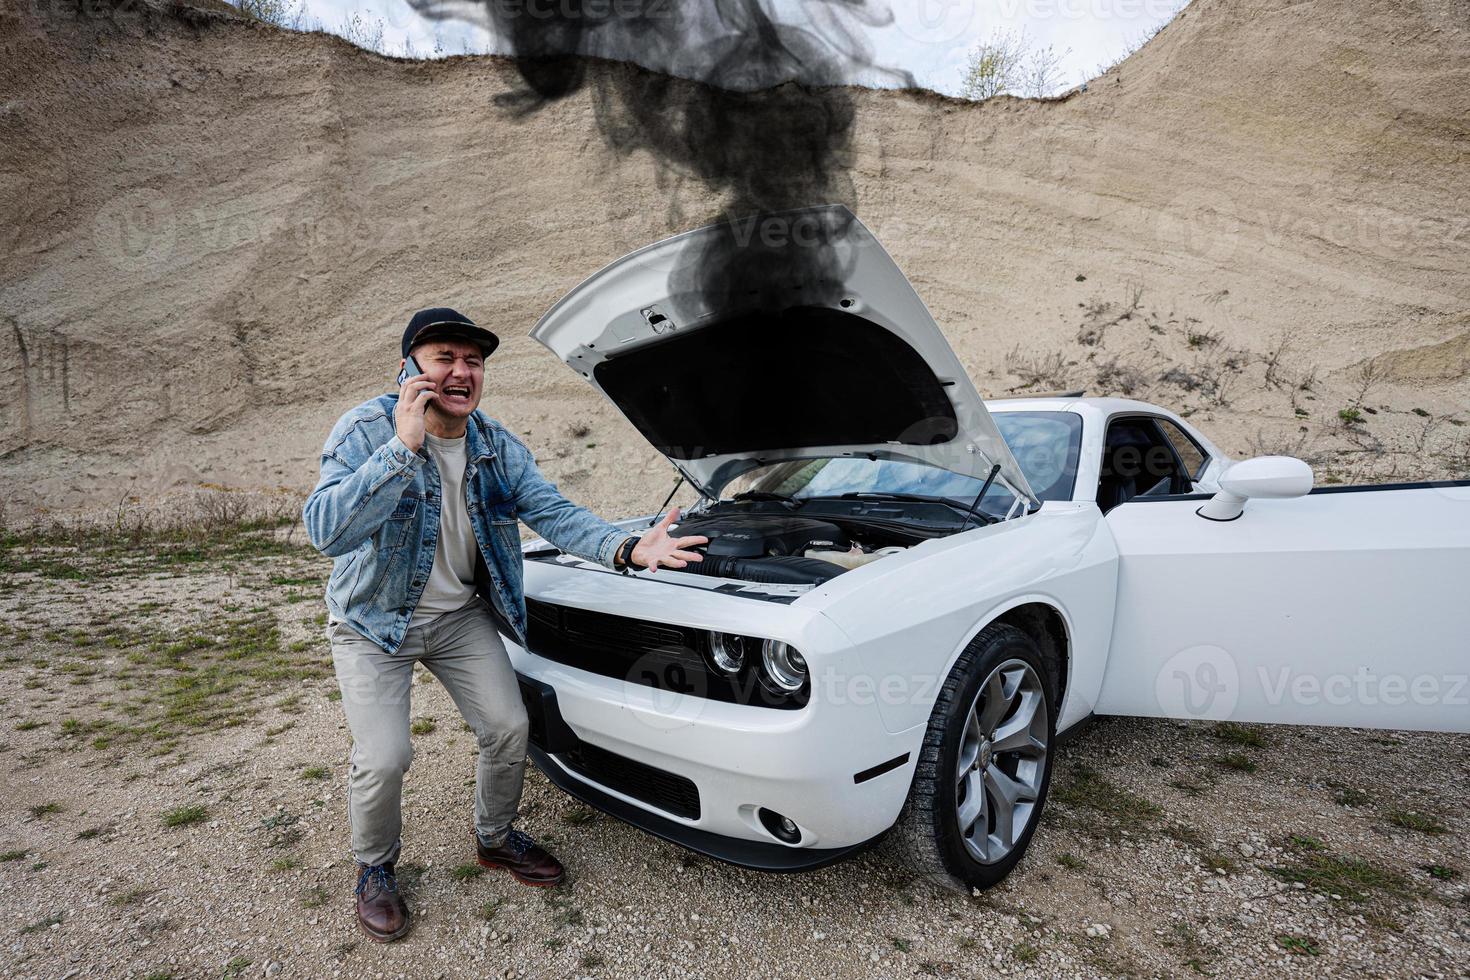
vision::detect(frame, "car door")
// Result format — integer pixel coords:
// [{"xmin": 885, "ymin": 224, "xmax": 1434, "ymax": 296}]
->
[{"xmin": 1095, "ymin": 481, "xmax": 1470, "ymax": 733}]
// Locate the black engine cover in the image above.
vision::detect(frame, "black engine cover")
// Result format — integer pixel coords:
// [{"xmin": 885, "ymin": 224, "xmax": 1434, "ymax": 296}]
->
[{"xmin": 673, "ymin": 513, "xmax": 849, "ymax": 559}]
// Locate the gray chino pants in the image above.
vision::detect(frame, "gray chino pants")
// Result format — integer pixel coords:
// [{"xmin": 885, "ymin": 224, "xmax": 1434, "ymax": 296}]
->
[{"xmin": 329, "ymin": 597, "xmax": 529, "ymax": 867}]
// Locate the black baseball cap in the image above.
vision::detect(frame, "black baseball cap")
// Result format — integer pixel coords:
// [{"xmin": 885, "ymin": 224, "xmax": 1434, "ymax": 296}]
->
[{"xmin": 401, "ymin": 307, "xmax": 500, "ymax": 359}]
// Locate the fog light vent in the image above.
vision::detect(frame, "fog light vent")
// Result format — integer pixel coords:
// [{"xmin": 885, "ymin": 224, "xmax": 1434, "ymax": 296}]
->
[{"xmin": 758, "ymin": 807, "xmax": 802, "ymax": 844}]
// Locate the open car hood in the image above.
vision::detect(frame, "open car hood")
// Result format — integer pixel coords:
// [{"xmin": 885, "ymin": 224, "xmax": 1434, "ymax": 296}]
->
[{"xmin": 530, "ymin": 206, "xmax": 1037, "ymax": 507}]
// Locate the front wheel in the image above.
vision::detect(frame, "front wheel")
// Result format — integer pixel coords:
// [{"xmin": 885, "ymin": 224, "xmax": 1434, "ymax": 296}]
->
[{"xmin": 892, "ymin": 623, "xmax": 1057, "ymax": 890}]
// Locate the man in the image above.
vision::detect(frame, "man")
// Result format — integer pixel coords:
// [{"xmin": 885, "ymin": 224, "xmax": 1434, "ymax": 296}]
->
[{"xmin": 303, "ymin": 308, "xmax": 707, "ymax": 942}]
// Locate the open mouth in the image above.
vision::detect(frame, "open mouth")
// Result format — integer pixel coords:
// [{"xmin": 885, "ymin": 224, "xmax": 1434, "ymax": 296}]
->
[{"xmin": 441, "ymin": 385, "xmax": 472, "ymax": 399}]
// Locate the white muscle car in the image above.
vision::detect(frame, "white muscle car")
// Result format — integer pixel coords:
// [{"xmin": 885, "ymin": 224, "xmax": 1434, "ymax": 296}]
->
[{"xmin": 500, "ymin": 207, "xmax": 1470, "ymax": 889}]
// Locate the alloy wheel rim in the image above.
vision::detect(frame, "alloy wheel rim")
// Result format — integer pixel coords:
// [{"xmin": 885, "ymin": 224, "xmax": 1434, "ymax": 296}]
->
[{"xmin": 954, "ymin": 658, "xmax": 1049, "ymax": 865}]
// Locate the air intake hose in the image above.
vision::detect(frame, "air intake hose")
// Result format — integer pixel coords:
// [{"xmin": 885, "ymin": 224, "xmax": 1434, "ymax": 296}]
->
[{"xmin": 681, "ymin": 554, "xmax": 847, "ymax": 585}]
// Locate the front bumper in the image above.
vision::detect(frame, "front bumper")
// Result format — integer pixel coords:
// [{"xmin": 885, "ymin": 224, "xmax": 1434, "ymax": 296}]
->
[{"xmin": 507, "ymin": 601, "xmax": 921, "ymax": 868}]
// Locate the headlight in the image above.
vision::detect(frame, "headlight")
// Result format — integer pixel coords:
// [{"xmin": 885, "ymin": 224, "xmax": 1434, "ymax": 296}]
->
[
  {"xmin": 707, "ymin": 631, "xmax": 748, "ymax": 675},
  {"xmin": 761, "ymin": 639, "xmax": 808, "ymax": 693}
]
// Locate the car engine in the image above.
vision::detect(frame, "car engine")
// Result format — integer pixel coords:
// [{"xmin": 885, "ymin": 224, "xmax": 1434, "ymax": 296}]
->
[{"xmin": 670, "ymin": 510, "xmax": 908, "ymax": 586}]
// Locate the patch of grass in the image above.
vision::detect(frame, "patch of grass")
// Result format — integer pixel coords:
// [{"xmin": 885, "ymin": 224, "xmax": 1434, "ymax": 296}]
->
[
  {"xmin": 1420, "ymin": 864, "xmax": 1458, "ymax": 881},
  {"xmin": 1287, "ymin": 834, "xmax": 1325, "ymax": 852},
  {"xmin": 890, "ymin": 937, "xmax": 912, "ymax": 953},
  {"xmin": 14, "ymin": 719, "xmax": 44, "ymax": 731},
  {"xmin": 1268, "ymin": 853, "xmax": 1408, "ymax": 902},
  {"xmin": 1012, "ymin": 941, "xmax": 1040, "ymax": 963},
  {"xmin": 301, "ymin": 885, "xmax": 329, "ymax": 908},
  {"xmin": 162, "ymin": 804, "xmax": 209, "ymax": 828},
  {"xmin": 410, "ymin": 717, "xmax": 436, "ymax": 736},
  {"xmin": 449, "ymin": 863, "xmax": 485, "ymax": 883},
  {"xmin": 480, "ymin": 898, "xmax": 505, "ymax": 920},
  {"xmin": 580, "ymin": 952, "xmax": 605, "ymax": 969},
  {"xmin": 222, "ymin": 956, "xmax": 251, "ymax": 977},
  {"xmin": 0, "ymin": 850, "xmax": 27, "ymax": 862},
  {"xmin": 1332, "ymin": 785, "xmax": 1370, "ymax": 807},
  {"xmin": 1215, "ymin": 752, "xmax": 1257, "ymax": 773},
  {"xmin": 29, "ymin": 802, "xmax": 63, "ymax": 818},
  {"xmin": 1337, "ymin": 407, "xmax": 1363, "ymax": 425},
  {"xmin": 113, "ymin": 887, "xmax": 154, "ymax": 907},
  {"xmin": 1385, "ymin": 810, "xmax": 1447, "ymax": 835},
  {"xmin": 1056, "ymin": 852, "xmax": 1086, "ymax": 870},
  {"xmin": 1211, "ymin": 722, "xmax": 1266, "ymax": 748},
  {"xmin": 562, "ymin": 806, "xmax": 596, "ymax": 826},
  {"xmin": 19, "ymin": 914, "xmax": 62, "ymax": 934},
  {"xmin": 1052, "ymin": 765, "xmax": 1161, "ymax": 835},
  {"xmin": 268, "ymin": 856, "xmax": 301, "ymax": 872},
  {"xmin": 546, "ymin": 893, "xmax": 585, "ymax": 929},
  {"xmin": 76, "ymin": 826, "xmax": 107, "ymax": 841},
  {"xmin": 1276, "ymin": 934, "xmax": 1321, "ymax": 956},
  {"xmin": 300, "ymin": 766, "xmax": 329, "ymax": 781}
]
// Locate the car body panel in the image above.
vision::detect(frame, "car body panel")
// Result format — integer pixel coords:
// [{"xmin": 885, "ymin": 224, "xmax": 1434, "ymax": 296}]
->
[
  {"xmin": 791, "ymin": 501, "xmax": 1119, "ymax": 735},
  {"xmin": 1098, "ymin": 483, "xmax": 1470, "ymax": 732}
]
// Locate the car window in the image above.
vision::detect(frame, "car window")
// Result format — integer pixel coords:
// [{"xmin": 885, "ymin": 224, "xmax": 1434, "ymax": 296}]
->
[
  {"xmin": 992, "ymin": 412, "xmax": 1084, "ymax": 502},
  {"xmin": 721, "ymin": 412, "xmax": 1084, "ymax": 512},
  {"xmin": 1098, "ymin": 416, "xmax": 1193, "ymax": 512},
  {"xmin": 1154, "ymin": 418, "xmax": 1208, "ymax": 479}
]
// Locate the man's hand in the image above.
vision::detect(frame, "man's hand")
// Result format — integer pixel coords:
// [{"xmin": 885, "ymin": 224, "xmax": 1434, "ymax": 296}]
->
[
  {"xmin": 630, "ymin": 508, "xmax": 709, "ymax": 574},
  {"xmin": 394, "ymin": 373, "xmax": 437, "ymax": 453}
]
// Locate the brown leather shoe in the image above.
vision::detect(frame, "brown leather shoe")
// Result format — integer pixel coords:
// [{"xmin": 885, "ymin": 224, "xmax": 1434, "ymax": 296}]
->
[
  {"xmin": 354, "ymin": 863, "xmax": 410, "ymax": 942},
  {"xmin": 474, "ymin": 828, "xmax": 565, "ymax": 886}
]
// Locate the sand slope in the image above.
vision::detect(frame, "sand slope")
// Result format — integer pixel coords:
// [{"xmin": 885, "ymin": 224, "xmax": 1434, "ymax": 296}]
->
[{"xmin": 1, "ymin": 0, "xmax": 1467, "ymax": 518}]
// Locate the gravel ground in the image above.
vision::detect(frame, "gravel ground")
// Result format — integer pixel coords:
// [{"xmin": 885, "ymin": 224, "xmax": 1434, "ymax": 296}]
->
[{"xmin": 2, "ymin": 535, "xmax": 1467, "ymax": 979}]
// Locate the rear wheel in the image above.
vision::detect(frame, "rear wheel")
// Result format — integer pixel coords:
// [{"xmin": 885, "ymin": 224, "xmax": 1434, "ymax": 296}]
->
[{"xmin": 893, "ymin": 623, "xmax": 1057, "ymax": 890}]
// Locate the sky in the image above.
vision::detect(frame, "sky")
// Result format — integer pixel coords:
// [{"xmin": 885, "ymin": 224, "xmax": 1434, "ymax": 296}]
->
[{"xmin": 285, "ymin": 0, "xmax": 1188, "ymax": 96}]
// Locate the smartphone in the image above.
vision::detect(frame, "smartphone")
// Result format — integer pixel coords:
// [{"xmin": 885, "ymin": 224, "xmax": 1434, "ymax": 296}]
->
[{"xmin": 396, "ymin": 354, "xmax": 422, "ymax": 387}]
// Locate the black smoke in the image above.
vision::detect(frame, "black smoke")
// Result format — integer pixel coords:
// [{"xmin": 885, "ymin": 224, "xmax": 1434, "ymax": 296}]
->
[{"xmin": 405, "ymin": 0, "xmax": 914, "ymax": 312}]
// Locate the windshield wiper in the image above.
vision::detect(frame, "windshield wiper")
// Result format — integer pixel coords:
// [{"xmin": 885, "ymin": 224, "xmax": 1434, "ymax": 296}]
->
[
  {"xmin": 831, "ymin": 492, "xmax": 971, "ymax": 512},
  {"xmin": 731, "ymin": 490, "xmax": 803, "ymax": 507}
]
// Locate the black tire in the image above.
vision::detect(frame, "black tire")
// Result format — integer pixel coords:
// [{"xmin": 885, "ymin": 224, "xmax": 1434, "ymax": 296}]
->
[{"xmin": 891, "ymin": 623, "xmax": 1058, "ymax": 891}]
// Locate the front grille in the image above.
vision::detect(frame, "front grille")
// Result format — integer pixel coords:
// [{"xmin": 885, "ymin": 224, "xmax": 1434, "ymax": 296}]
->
[
  {"xmin": 525, "ymin": 598, "xmax": 806, "ymax": 709},
  {"xmin": 559, "ymin": 739, "xmax": 701, "ymax": 820}
]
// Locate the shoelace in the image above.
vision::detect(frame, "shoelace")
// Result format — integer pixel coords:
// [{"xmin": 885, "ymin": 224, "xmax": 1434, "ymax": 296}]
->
[
  {"xmin": 355, "ymin": 864, "xmax": 397, "ymax": 896},
  {"xmin": 505, "ymin": 829, "xmax": 536, "ymax": 856}
]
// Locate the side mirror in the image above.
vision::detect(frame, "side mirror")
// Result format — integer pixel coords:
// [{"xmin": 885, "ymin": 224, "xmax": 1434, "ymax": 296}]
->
[{"xmin": 1197, "ymin": 455, "xmax": 1313, "ymax": 521}]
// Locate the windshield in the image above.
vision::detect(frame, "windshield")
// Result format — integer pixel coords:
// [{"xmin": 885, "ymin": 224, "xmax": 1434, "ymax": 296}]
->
[{"xmin": 721, "ymin": 411, "xmax": 1083, "ymax": 514}]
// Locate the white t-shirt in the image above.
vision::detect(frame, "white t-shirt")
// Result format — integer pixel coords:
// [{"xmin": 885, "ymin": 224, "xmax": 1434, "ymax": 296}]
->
[{"xmin": 409, "ymin": 431, "xmax": 481, "ymax": 628}]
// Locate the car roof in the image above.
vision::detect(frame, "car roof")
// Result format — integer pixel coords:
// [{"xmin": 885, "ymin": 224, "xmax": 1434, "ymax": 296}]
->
[{"xmin": 985, "ymin": 395, "xmax": 1168, "ymax": 416}]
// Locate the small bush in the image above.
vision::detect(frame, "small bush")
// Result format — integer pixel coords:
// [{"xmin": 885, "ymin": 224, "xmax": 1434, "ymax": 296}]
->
[
  {"xmin": 1386, "ymin": 810, "xmax": 1447, "ymax": 835},
  {"xmin": 162, "ymin": 805, "xmax": 209, "ymax": 828}
]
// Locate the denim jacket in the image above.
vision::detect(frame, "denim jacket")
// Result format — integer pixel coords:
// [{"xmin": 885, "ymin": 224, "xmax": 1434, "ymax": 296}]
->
[{"xmin": 304, "ymin": 394, "xmax": 632, "ymax": 654}]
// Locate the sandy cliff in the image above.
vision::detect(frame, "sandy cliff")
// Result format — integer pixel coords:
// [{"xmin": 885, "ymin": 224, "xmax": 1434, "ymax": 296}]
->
[{"xmin": 1, "ymin": 0, "xmax": 1466, "ymax": 518}]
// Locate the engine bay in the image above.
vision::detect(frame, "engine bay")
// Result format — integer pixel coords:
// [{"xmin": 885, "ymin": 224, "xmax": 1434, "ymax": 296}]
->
[{"xmin": 663, "ymin": 502, "xmax": 923, "ymax": 586}]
